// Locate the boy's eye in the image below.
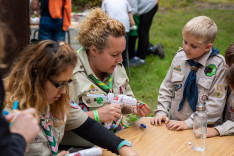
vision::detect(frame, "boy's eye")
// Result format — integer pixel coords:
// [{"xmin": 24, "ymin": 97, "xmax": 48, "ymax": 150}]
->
[
  {"xmin": 191, "ymin": 45, "xmax": 197, "ymax": 48},
  {"xmin": 184, "ymin": 40, "xmax": 187, "ymax": 44}
]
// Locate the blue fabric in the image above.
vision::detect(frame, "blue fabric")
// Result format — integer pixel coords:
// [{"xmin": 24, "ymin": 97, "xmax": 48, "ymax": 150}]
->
[
  {"xmin": 39, "ymin": 16, "xmax": 65, "ymax": 42},
  {"xmin": 178, "ymin": 47, "xmax": 220, "ymax": 112}
]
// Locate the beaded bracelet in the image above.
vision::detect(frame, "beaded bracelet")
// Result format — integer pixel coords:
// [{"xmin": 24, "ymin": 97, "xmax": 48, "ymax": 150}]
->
[{"xmin": 93, "ymin": 110, "xmax": 100, "ymax": 122}]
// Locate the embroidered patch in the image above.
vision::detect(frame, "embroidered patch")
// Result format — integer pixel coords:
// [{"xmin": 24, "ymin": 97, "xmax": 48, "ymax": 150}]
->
[
  {"xmin": 79, "ymin": 103, "xmax": 89, "ymax": 112},
  {"xmin": 70, "ymin": 99, "xmax": 79, "ymax": 108},
  {"xmin": 215, "ymin": 92, "xmax": 222, "ymax": 98},
  {"xmin": 97, "ymin": 97, "xmax": 103, "ymax": 104},
  {"xmin": 217, "ymin": 85, "xmax": 223, "ymax": 92},
  {"xmin": 200, "ymin": 94, "xmax": 209, "ymax": 103},
  {"xmin": 172, "ymin": 84, "xmax": 182, "ymax": 98},
  {"xmin": 173, "ymin": 65, "xmax": 182, "ymax": 72},
  {"xmin": 88, "ymin": 85, "xmax": 102, "ymax": 94},
  {"xmin": 204, "ymin": 64, "xmax": 216, "ymax": 77}
]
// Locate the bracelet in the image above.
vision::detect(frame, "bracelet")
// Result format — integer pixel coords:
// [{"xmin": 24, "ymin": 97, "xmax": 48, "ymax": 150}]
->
[
  {"xmin": 93, "ymin": 110, "xmax": 100, "ymax": 122},
  {"xmin": 117, "ymin": 140, "xmax": 132, "ymax": 153}
]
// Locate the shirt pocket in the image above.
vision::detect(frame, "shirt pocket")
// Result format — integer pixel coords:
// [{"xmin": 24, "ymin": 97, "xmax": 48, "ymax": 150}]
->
[
  {"xmin": 171, "ymin": 72, "xmax": 185, "ymax": 83},
  {"xmin": 82, "ymin": 95, "xmax": 108, "ymax": 110},
  {"xmin": 197, "ymin": 77, "xmax": 213, "ymax": 90}
]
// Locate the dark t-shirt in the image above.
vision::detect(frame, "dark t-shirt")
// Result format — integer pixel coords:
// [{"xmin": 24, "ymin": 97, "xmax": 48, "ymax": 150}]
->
[{"xmin": 40, "ymin": 0, "xmax": 51, "ymax": 17}]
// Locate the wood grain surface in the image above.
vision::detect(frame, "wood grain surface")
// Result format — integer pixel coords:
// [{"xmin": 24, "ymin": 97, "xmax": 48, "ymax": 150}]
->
[{"xmin": 102, "ymin": 117, "xmax": 234, "ymax": 156}]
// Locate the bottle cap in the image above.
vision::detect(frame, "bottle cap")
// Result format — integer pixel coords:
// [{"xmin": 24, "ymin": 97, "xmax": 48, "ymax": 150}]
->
[{"xmin": 196, "ymin": 103, "xmax": 206, "ymax": 111}]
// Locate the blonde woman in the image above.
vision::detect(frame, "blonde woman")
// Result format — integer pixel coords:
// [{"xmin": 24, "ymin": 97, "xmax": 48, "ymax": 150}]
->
[{"xmin": 62, "ymin": 8, "xmax": 151, "ymax": 147}]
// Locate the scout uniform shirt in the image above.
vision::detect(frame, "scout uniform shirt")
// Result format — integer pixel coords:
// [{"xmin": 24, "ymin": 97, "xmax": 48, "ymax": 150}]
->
[
  {"xmin": 215, "ymin": 90, "xmax": 234, "ymax": 135},
  {"xmin": 155, "ymin": 47, "xmax": 227, "ymax": 128},
  {"xmin": 25, "ymin": 102, "xmax": 88, "ymax": 156},
  {"xmin": 62, "ymin": 48, "xmax": 134, "ymax": 147}
]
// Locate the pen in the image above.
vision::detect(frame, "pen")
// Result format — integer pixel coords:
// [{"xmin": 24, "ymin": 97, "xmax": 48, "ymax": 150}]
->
[{"xmin": 9, "ymin": 101, "xmax": 19, "ymax": 127}]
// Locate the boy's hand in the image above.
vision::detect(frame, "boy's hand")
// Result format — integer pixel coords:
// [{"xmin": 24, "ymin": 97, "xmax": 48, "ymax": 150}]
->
[
  {"xmin": 166, "ymin": 121, "xmax": 189, "ymax": 131},
  {"xmin": 207, "ymin": 128, "xmax": 219, "ymax": 138},
  {"xmin": 150, "ymin": 115, "xmax": 170, "ymax": 126},
  {"xmin": 133, "ymin": 104, "xmax": 151, "ymax": 117}
]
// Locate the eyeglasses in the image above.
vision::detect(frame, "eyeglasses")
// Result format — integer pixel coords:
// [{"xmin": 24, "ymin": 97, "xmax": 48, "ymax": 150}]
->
[{"xmin": 49, "ymin": 78, "xmax": 72, "ymax": 90}]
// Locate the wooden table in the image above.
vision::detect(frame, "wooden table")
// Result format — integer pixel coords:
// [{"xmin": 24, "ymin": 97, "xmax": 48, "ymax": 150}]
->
[{"xmin": 102, "ymin": 117, "xmax": 234, "ymax": 156}]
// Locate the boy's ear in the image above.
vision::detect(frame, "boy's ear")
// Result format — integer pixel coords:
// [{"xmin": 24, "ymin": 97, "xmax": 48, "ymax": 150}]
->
[
  {"xmin": 205, "ymin": 43, "xmax": 212, "ymax": 52},
  {"xmin": 89, "ymin": 45, "xmax": 98, "ymax": 56}
]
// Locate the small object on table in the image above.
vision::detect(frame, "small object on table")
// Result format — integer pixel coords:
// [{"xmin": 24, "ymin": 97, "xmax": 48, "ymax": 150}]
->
[{"xmin": 140, "ymin": 123, "xmax": 146, "ymax": 129}]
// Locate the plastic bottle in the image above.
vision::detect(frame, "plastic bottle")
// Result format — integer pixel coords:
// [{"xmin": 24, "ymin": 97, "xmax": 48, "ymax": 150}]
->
[{"xmin": 192, "ymin": 103, "xmax": 207, "ymax": 151}]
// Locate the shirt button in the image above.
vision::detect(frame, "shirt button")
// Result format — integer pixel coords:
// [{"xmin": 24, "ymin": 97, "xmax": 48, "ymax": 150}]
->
[
  {"xmin": 94, "ymin": 98, "xmax": 97, "ymax": 102},
  {"xmin": 80, "ymin": 65, "xmax": 84, "ymax": 68}
]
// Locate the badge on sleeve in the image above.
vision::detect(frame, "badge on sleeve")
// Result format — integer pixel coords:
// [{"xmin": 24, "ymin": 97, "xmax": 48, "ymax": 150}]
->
[
  {"xmin": 172, "ymin": 84, "xmax": 182, "ymax": 98},
  {"xmin": 70, "ymin": 99, "xmax": 79, "ymax": 108},
  {"xmin": 88, "ymin": 85, "xmax": 102, "ymax": 94},
  {"xmin": 204, "ymin": 64, "xmax": 216, "ymax": 77},
  {"xmin": 173, "ymin": 65, "xmax": 182, "ymax": 72},
  {"xmin": 78, "ymin": 103, "xmax": 89, "ymax": 112}
]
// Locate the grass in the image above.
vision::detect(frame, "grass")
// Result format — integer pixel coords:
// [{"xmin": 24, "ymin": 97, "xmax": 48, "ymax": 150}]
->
[{"xmin": 127, "ymin": 1, "xmax": 234, "ymax": 122}]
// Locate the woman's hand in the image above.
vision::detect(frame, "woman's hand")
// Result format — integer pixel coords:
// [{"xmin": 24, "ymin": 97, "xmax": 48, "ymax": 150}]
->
[
  {"xmin": 166, "ymin": 121, "xmax": 189, "ymax": 131},
  {"xmin": 133, "ymin": 104, "xmax": 151, "ymax": 117},
  {"xmin": 57, "ymin": 150, "xmax": 69, "ymax": 156},
  {"xmin": 207, "ymin": 128, "xmax": 219, "ymax": 138},
  {"xmin": 97, "ymin": 104, "xmax": 121, "ymax": 122},
  {"xmin": 119, "ymin": 146, "xmax": 139, "ymax": 156},
  {"xmin": 150, "ymin": 114, "xmax": 170, "ymax": 126}
]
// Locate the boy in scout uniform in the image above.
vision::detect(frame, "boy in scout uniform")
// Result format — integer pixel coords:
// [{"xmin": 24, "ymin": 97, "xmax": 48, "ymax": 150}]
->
[
  {"xmin": 151, "ymin": 16, "xmax": 227, "ymax": 131},
  {"xmin": 207, "ymin": 42, "xmax": 234, "ymax": 137},
  {"xmin": 61, "ymin": 8, "xmax": 151, "ymax": 147},
  {"xmin": 4, "ymin": 40, "xmax": 138, "ymax": 156}
]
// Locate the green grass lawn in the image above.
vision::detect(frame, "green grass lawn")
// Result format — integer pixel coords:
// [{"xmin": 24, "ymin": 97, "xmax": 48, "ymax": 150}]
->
[{"xmin": 127, "ymin": 1, "xmax": 234, "ymax": 122}]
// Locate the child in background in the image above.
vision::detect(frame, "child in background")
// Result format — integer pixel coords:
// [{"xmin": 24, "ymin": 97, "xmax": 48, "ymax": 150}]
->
[
  {"xmin": 151, "ymin": 16, "xmax": 227, "ymax": 131},
  {"xmin": 207, "ymin": 42, "xmax": 234, "ymax": 137},
  {"xmin": 102, "ymin": 0, "xmax": 135, "ymax": 68}
]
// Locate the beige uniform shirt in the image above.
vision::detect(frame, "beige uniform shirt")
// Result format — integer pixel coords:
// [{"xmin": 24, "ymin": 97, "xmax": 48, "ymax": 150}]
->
[
  {"xmin": 62, "ymin": 49, "xmax": 134, "ymax": 147},
  {"xmin": 155, "ymin": 48, "xmax": 227, "ymax": 128},
  {"xmin": 215, "ymin": 90, "xmax": 234, "ymax": 136},
  {"xmin": 25, "ymin": 104, "xmax": 88, "ymax": 156}
]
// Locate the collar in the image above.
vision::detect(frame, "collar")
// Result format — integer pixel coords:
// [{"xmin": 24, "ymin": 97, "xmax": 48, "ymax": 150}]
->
[{"xmin": 181, "ymin": 48, "xmax": 212, "ymax": 67}]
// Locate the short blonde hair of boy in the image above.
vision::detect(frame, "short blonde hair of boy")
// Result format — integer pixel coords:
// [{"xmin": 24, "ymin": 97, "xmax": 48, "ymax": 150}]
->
[{"xmin": 182, "ymin": 16, "xmax": 217, "ymax": 44}]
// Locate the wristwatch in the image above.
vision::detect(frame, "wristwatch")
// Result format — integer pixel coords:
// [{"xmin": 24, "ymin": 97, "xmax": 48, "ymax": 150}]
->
[{"xmin": 118, "ymin": 140, "xmax": 132, "ymax": 153}]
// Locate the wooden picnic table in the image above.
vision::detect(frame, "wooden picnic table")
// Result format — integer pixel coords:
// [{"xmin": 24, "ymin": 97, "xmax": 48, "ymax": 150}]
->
[{"xmin": 102, "ymin": 117, "xmax": 234, "ymax": 156}]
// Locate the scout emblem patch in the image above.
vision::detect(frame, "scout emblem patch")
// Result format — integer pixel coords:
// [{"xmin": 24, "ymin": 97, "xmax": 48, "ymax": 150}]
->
[
  {"xmin": 204, "ymin": 64, "xmax": 216, "ymax": 77},
  {"xmin": 96, "ymin": 97, "xmax": 103, "ymax": 104},
  {"xmin": 79, "ymin": 103, "xmax": 89, "ymax": 112},
  {"xmin": 88, "ymin": 85, "xmax": 102, "ymax": 94},
  {"xmin": 70, "ymin": 99, "xmax": 79, "ymax": 108},
  {"xmin": 172, "ymin": 84, "xmax": 182, "ymax": 98},
  {"xmin": 217, "ymin": 85, "xmax": 223, "ymax": 92},
  {"xmin": 200, "ymin": 94, "xmax": 208, "ymax": 103},
  {"xmin": 215, "ymin": 92, "xmax": 222, "ymax": 98},
  {"xmin": 173, "ymin": 65, "xmax": 182, "ymax": 72}
]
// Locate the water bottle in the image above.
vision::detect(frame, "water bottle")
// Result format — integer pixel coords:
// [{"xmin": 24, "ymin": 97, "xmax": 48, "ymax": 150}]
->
[{"xmin": 192, "ymin": 103, "xmax": 207, "ymax": 151}]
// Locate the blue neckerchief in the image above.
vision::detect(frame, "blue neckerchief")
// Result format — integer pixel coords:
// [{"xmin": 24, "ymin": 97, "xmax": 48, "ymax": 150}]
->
[{"xmin": 178, "ymin": 47, "xmax": 220, "ymax": 112}]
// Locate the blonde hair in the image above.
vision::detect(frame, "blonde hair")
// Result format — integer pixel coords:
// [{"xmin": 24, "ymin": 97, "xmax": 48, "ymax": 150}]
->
[
  {"xmin": 4, "ymin": 40, "xmax": 77, "ymax": 126},
  {"xmin": 182, "ymin": 16, "xmax": 217, "ymax": 44},
  {"xmin": 77, "ymin": 8, "xmax": 126, "ymax": 51}
]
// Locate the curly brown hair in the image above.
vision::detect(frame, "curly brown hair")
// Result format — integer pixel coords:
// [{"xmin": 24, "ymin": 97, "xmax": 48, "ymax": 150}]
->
[
  {"xmin": 77, "ymin": 7, "xmax": 125, "ymax": 51},
  {"xmin": 4, "ymin": 40, "xmax": 77, "ymax": 126}
]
